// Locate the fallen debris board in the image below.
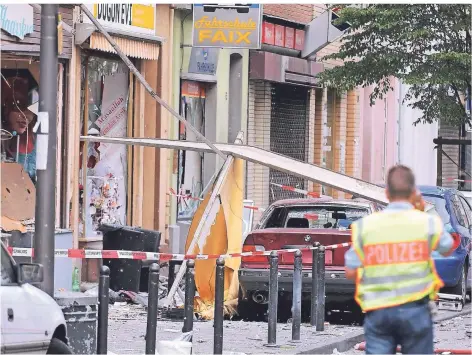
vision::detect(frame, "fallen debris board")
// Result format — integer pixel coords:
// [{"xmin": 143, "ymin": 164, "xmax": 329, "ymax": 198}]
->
[
  {"xmin": 1, "ymin": 162, "xmax": 36, "ymax": 221},
  {"xmin": 81, "ymin": 136, "xmax": 388, "ymax": 204}
]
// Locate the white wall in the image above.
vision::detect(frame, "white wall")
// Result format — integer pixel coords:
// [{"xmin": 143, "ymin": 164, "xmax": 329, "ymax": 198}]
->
[{"xmin": 396, "ymin": 79, "xmax": 438, "ymax": 185}]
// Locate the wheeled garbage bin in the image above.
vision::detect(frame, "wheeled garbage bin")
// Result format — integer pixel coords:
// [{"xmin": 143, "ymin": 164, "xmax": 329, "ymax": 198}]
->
[{"xmin": 99, "ymin": 224, "xmax": 161, "ymax": 292}]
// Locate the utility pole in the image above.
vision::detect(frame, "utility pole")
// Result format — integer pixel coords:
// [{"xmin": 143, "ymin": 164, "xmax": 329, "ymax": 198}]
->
[{"xmin": 34, "ymin": 4, "xmax": 58, "ymax": 296}]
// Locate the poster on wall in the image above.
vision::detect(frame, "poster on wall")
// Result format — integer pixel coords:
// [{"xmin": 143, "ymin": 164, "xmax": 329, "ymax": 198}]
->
[{"xmin": 86, "ymin": 67, "xmax": 129, "ymax": 232}]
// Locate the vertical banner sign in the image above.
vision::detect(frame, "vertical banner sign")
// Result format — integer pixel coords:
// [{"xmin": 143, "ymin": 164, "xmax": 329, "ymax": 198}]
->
[{"xmin": 193, "ymin": 4, "xmax": 262, "ymax": 49}]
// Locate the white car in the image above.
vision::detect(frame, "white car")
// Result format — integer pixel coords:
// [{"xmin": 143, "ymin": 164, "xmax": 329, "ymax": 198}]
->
[{"xmin": 1, "ymin": 242, "xmax": 72, "ymax": 354}]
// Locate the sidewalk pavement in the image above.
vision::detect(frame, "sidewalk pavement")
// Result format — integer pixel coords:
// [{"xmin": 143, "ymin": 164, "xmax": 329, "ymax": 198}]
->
[
  {"xmin": 107, "ymin": 303, "xmax": 362, "ymax": 354},
  {"xmin": 107, "ymin": 303, "xmax": 471, "ymax": 354}
]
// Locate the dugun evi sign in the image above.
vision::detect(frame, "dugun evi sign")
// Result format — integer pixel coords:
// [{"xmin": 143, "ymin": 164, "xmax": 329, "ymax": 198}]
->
[{"xmin": 193, "ymin": 4, "xmax": 262, "ymax": 49}]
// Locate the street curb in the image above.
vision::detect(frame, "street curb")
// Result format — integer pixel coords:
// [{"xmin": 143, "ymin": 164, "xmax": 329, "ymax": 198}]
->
[
  {"xmin": 433, "ymin": 304, "xmax": 471, "ymax": 323},
  {"xmin": 297, "ymin": 305, "xmax": 471, "ymax": 354}
]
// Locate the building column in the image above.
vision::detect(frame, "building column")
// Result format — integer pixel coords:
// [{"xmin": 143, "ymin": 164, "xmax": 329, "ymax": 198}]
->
[
  {"xmin": 247, "ymin": 80, "xmax": 271, "ymax": 223},
  {"xmin": 332, "ymin": 90, "xmax": 347, "ymax": 199},
  {"xmin": 345, "ymin": 89, "xmax": 360, "ymax": 197},
  {"xmin": 313, "ymin": 87, "xmax": 327, "ymax": 195},
  {"xmin": 307, "ymin": 88, "xmax": 316, "ymax": 192}
]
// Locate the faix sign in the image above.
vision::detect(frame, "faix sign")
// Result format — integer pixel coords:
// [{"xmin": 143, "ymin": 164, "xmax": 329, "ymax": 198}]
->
[{"xmin": 193, "ymin": 4, "xmax": 262, "ymax": 49}]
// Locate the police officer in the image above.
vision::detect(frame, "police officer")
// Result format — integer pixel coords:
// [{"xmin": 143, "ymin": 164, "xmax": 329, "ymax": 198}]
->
[{"xmin": 344, "ymin": 165, "xmax": 455, "ymax": 354}]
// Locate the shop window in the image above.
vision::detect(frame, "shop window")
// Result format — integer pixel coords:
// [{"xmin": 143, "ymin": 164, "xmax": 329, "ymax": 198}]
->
[
  {"xmin": 1, "ymin": 69, "xmax": 39, "ymax": 183},
  {"xmin": 79, "ymin": 55, "xmax": 130, "ymax": 237}
]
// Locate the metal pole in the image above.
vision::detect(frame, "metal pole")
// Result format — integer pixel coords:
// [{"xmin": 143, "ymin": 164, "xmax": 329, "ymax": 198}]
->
[
  {"xmin": 145, "ymin": 263, "xmax": 160, "ymax": 355},
  {"xmin": 34, "ymin": 4, "xmax": 58, "ymax": 296},
  {"xmin": 267, "ymin": 251, "xmax": 279, "ymax": 347},
  {"xmin": 437, "ymin": 142, "xmax": 443, "ymax": 187},
  {"xmin": 183, "ymin": 260, "xmax": 196, "ymax": 334},
  {"xmin": 292, "ymin": 250, "xmax": 302, "ymax": 342},
  {"xmin": 97, "ymin": 266, "xmax": 110, "ymax": 354},
  {"xmin": 310, "ymin": 242, "xmax": 320, "ymax": 326},
  {"xmin": 316, "ymin": 246, "xmax": 326, "ymax": 331},
  {"xmin": 214, "ymin": 257, "xmax": 225, "ymax": 355},
  {"xmin": 79, "ymin": 5, "xmax": 226, "ymax": 160}
]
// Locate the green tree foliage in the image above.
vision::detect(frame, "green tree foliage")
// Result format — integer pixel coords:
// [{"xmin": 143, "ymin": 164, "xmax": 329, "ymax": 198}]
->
[{"xmin": 317, "ymin": 5, "xmax": 471, "ymax": 126}]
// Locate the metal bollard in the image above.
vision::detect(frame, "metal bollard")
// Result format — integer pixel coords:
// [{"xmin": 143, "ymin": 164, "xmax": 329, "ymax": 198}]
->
[
  {"xmin": 267, "ymin": 250, "xmax": 279, "ymax": 347},
  {"xmin": 214, "ymin": 257, "xmax": 225, "ymax": 354},
  {"xmin": 145, "ymin": 263, "xmax": 160, "ymax": 354},
  {"xmin": 291, "ymin": 250, "xmax": 302, "ymax": 342},
  {"xmin": 97, "ymin": 265, "xmax": 110, "ymax": 355},
  {"xmin": 310, "ymin": 242, "xmax": 320, "ymax": 326},
  {"xmin": 316, "ymin": 246, "xmax": 326, "ymax": 331},
  {"xmin": 183, "ymin": 260, "xmax": 196, "ymax": 334}
]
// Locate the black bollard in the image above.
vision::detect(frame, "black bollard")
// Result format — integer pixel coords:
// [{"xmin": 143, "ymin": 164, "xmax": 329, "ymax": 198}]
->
[
  {"xmin": 310, "ymin": 242, "xmax": 320, "ymax": 327},
  {"xmin": 183, "ymin": 260, "xmax": 196, "ymax": 334},
  {"xmin": 214, "ymin": 257, "xmax": 225, "ymax": 354},
  {"xmin": 316, "ymin": 246, "xmax": 326, "ymax": 331},
  {"xmin": 291, "ymin": 250, "xmax": 302, "ymax": 342},
  {"xmin": 267, "ymin": 250, "xmax": 279, "ymax": 347},
  {"xmin": 145, "ymin": 263, "xmax": 160, "ymax": 354},
  {"xmin": 97, "ymin": 265, "xmax": 110, "ymax": 355}
]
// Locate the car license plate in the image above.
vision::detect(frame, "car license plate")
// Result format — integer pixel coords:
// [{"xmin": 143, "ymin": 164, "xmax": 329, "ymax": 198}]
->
[{"xmin": 325, "ymin": 250, "xmax": 333, "ymax": 265}]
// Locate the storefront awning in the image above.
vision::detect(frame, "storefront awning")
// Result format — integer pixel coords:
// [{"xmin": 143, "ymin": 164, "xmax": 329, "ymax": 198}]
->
[{"xmin": 89, "ymin": 32, "xmax": 160, "ymax": 61}]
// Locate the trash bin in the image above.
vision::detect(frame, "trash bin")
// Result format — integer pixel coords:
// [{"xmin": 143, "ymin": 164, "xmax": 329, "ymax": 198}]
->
[
  {"xmin": 55, "ymin": 292, "xmax": 97, "ymax": 355},
  {"xmin": 99, "ymin": 224, "xmax": 161, "ymax": 292}
]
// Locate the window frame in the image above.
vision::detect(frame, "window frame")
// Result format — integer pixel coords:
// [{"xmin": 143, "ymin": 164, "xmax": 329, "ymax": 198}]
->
[
  {"xmin": 1, "ymin": 245, "xmax": 18, "ymax": 286},
  {"xmin": 458, "ymin": 195, "xmax": 472, "ymax": 228},
  {"xmin": 451, "ymin": 195, "xmax": 468, "ymax": 228}
]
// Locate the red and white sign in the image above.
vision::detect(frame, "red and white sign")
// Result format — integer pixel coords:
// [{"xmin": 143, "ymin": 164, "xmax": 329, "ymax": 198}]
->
[
  {"xmin": 262, "ymin": 21, "xmax": 275, "ymax": 45},
  {"xmin": 274, "ymin": 24, "xmax": 285, "ymax": 47},
  {"xmin": 295, "ymin": 29, "xmax": 305, "ymax": 51},
  {"xmin": 285, "ymin": 27, "xmax": 295, "ymax": 49}
]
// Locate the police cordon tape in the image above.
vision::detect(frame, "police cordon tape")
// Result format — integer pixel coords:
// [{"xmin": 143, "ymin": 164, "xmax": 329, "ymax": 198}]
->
[
  {"xmin": 167, "ymin": 188, "xmax": 267, "ymax": 212},
  {"xmin": 270, "ymin": 182, "xmax": 321, "ymax": 198},
  {"xmin": 6, "ymin": 242, "xmax": 351, "ymax": 261}
]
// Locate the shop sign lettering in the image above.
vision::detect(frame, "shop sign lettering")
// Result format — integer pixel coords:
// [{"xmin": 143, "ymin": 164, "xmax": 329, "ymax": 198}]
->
[
  {"xmin": 0, "ymin": 4, "xmax": 34, "ymax": 40},
  {"xmin": 193, "ymin": 4, "xmax": 262, "ymax": 49},
  {"xmin": 83, "ymin": 4, "xmax": 156, "ymax": 36}
]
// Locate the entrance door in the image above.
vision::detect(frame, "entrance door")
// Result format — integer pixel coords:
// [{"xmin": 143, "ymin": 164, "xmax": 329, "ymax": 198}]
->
[{"xmin": 269, "ymin": 83, "xmax": 309, "ymax": 203}]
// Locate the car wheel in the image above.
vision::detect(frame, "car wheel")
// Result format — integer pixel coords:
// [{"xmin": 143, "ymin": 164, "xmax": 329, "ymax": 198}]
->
[
  {"xmin": 47, "ymin": 338, "xmax": 73, "ymax": 354},
  {"xmin": 446, "ymin": 265, "xmax": 467, "ymax": 304}
]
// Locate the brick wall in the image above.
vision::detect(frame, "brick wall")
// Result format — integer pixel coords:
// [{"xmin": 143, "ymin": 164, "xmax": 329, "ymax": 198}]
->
[
  {"xmin": 332, "ymin": 91, "xmax": 347, "ymax": 199},
  {"xmin": 264, "ymin": 4, "xmax": 314, "ymax": 24},
  {"xmin": 247, "ymin": 80, "xmax": 272, "ymax": 223}
]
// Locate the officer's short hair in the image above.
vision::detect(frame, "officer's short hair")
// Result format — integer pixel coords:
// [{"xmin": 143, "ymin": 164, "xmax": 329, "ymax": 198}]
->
[{"xmin": 386, "ymin": 165, "xmax": 416, "ymax": 199}]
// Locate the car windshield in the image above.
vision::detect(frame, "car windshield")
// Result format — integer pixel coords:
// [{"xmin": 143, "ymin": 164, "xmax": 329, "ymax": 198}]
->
[
  {"xmin": 263, "ymin": 205, "xmax": 370, "ymax": 229},
  {"xmin": 422, "ymin": 195, "xmax": 450, "ymax": 224},
  {"xmin": 1, "ymin": 244, "xmax": 16, "ymax": 285}
]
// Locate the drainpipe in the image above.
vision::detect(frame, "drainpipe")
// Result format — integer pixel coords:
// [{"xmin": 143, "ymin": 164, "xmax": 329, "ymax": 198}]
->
[{"xmin": 397, "ymin": 79, "xmax": 402, "ymax": 164}]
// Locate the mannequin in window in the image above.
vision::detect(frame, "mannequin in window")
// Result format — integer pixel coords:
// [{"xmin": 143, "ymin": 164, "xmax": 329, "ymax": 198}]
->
[{"xmin": 1, "ymin": 76, "xmax": 37, "ymax": 182}]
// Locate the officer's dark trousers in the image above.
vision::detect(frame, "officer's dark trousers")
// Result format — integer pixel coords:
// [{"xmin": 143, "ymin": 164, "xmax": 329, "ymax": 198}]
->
[{"xmin": 364, "ymin": 297, "xmax": 433, "ymax": 354}]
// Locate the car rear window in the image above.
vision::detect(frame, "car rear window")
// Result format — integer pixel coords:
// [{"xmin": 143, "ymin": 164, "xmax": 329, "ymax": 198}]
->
[
  {"xmin": 422, "ymin": 195, "xmax": 450, "ymax": 224},
  {"xmin": 263, "ymin": 205, "xmax": 370, "ymax": 229}
]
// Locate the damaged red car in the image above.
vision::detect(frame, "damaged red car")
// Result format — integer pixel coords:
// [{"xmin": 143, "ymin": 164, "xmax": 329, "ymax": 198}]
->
[{"xmin": 237, "ymin": 197, "xmax": 384, "ymax": 321}]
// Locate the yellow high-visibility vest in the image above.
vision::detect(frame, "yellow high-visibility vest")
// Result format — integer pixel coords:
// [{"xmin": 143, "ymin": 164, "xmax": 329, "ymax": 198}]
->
[{"xmin": 352, "ymin": 209, "xmax": 444, "ymax": 312}]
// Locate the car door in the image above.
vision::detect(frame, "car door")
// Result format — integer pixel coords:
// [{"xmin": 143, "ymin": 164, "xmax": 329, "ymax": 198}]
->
[
  {"xmin": 458, "ymin": 195, "xmax": 472, "ymax": 290},
  {"xmin": 0, "ymin": 246, "xmax": 47, "ymax": 353}
]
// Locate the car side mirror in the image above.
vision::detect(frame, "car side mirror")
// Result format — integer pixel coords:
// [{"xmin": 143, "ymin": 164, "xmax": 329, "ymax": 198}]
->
[{"xmin": 17, "ymin": 263, "xmax": 44, "ymax": 285}]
